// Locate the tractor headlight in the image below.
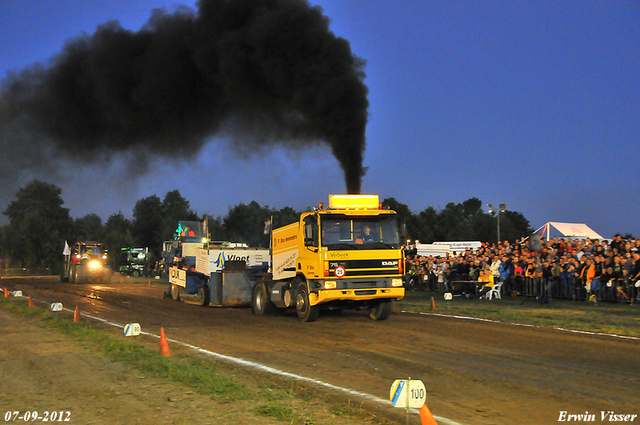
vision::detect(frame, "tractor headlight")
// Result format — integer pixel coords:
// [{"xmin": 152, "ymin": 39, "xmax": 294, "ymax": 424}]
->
[
  {"xmin": 392, "ymin": 278, "xmax": 403, "ymax": 287},
  {"xmin": 88, "ymin": 261, "xmax": 102, "ymax": 269}
]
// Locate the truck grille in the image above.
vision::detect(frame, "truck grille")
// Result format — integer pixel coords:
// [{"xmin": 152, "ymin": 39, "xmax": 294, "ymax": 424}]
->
[
  {"xmin": 354, "ymin": 290, "xmax": 377, "ymax": 296},
  {"xmin": 327, "ymin": 259, "xmax": 400, "ymax": 278}
]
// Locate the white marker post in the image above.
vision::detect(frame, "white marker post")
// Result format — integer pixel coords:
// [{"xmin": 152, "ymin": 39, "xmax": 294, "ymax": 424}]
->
[
  {"xmin": 50, "ymin": 303, "xmax": 63, "ymax": 312},
  {"xmin": 390, "ymin": 378, "xmax": 427, "ymax": 424},
  {"xmin": 123, "ymin": 323, "xmax": 141, "ymax": 337}
]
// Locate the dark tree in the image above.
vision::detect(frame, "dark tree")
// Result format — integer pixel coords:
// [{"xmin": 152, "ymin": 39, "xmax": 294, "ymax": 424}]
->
[
  {"xmin": 1, "ymin": 180, "xmax": 73, "ymax": 271},
  {"xmin": 103, "ymin": 212, "xmax": 135, "ymax": 269},
  {"xmin": 272, "ymin": 206, "xmax": 300, "ymax": 229},
  {"xmin": 223, "ymin": 201, "xmax": 273, "ymax": 247},
  {"xmin": 73, "ymin": 213, "xmax": 104, "ymax": 242},
  {"xmin": 203, "ymin": 214, "xmax": 226, "ymax": 242},
  {"xmin": 132, "ymin": 195, "xmax": 164, "ymax": 258},
  {"xmin": 161, "ymin": 190, "xmax": 199, "ymax": 241}
]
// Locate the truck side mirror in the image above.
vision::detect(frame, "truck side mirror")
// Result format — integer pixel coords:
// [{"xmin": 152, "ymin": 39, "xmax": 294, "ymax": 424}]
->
[{"xmin": 304, "ymin": 221, "xmax": 317, "ymax": 247}]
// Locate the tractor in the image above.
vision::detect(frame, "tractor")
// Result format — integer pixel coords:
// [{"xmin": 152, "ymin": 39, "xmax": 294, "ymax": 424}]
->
[{"xmin": 61, "ymin": 242, "xmax": 111, "ymax": 284}]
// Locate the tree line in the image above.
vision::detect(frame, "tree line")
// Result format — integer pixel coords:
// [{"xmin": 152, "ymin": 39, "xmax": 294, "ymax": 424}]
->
[{"xmin": 0, "ymin": 180, "xmax": 533, "ymax": 273}]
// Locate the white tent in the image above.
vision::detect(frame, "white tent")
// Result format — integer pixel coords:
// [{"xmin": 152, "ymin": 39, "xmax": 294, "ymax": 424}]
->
[{"xmin": 535, "ymin": 222, "xmax": 604, "ymax": 242}]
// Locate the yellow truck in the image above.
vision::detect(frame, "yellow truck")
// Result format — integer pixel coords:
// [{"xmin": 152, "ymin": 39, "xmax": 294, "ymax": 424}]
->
[{"xmin": 252, "ymin": 194, "xmax": 405, "ymax": 322}]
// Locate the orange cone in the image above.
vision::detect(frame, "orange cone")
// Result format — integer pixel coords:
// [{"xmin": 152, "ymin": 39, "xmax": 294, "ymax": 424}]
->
[
  {"xmin": 419, "ymin": 404, "xmax": 438, "ymax": 425},
  {"xmin": 120, "ymin": 276, "xmax": 123, "ymax": 283},
  {"xmin": 148, "ymin": 279, "xmax": 151, "ymax": 286},
  {"xmin": 73, "ymin": 305, "xmax": 80, "ymax": 322},
  {"xmin": 430, "ymin": 296, "xmax": 436, "ymax": 312},
  {"xmin": 28, "ymin": 295, "xmax": 35, "ymax": 307},
  {"xmin": 159, "ymin": 327, "xmax": 171, "ymax": 357},
  {"xmin": 4, "ymin": 287, "xmax": 8, "ymax": 297}
]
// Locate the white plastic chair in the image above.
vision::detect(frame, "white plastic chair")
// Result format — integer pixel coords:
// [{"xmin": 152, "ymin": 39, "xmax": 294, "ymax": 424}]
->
[{"xmin": 487, "ymin": 281, "xmax": 504, "ymax": 300}]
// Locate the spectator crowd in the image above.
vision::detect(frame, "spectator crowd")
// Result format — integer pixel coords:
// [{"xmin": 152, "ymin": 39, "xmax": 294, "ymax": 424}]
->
[{"xmin": 402, "ymin": 235, "xmax": 640, "ymax": 305}]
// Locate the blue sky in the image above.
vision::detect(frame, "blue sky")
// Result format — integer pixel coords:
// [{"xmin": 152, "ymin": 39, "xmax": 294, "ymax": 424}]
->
[{"xmin": 0, "ymin": 0, "xmax": 638, "ymax": 238}]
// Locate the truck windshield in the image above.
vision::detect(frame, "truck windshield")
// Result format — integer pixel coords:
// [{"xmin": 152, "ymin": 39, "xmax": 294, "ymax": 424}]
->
[
  {"xmin": 81, "ymin": 245, "xmax": 102, "ymax": 256},
  {"xmin": 320, "ymin": 215, "xmax": 400, "ymax": 250}
]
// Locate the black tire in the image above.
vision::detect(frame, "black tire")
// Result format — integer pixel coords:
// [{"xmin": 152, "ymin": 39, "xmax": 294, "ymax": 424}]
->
[
  {"xmin": 73, "ymin": 266, "xmax": 84, "ymax": 284},
  {"xmin": 369, "ymin": 299, "xmax": 393, "ymax": 321},
  {"xmin": 295, "ymin": 282, "xmax": 320, "ymax": 322},
  {"xmin": 170, "ymin": 284, "xmax": 181, "ymax": 301},
  {"xmin": 132, "ymin": 270, "xmax": 140, "ymax": 277},
  {"xmin": 69, "ymin": 266, "xmax": 76, "ymax": 284},
  {"xmin": 197, "ymin": 285, "xmax": 210, "ymax": 306},
  {"xmin": 252, "ymin": 281, "xmax": 275, "ymax": 316}
]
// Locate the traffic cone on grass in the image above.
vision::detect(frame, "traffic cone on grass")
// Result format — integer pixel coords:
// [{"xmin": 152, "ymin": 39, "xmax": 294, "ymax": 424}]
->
[
  {"xmin": 4, "ymin": 287, "xmax": 8, "ymax": 297},
  {"xmin": 159, "ymin": 327, "xmax": 171, "ymax": 357},
  {"xmin": 430, "ymin": 296, "xmax": 436, "ymax": 312},
  {"xmin": 28, "ymin": 295, "xmax": 35, "ymax": 307},
  {"xmin": 73, "ymin": 305, "xmax": 80, "ymax": 322},
  {"xmin": 120, "ymin": 276, "xmax": 123, "ymax": 283},
  {"xmin": 419, "ymin": 404, "xmax": 438, "ymax": 425}
]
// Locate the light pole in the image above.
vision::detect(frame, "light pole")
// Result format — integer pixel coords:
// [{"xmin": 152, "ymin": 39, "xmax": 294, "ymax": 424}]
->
[{"xmin": 487, "ymin": 203, "xmax": 506, "ymax": 243}]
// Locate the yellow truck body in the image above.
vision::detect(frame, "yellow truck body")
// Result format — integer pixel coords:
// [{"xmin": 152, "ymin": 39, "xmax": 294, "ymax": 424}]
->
[{"xmin": 261, "ymin": 195, "xmax": 405, "ymax": 321}]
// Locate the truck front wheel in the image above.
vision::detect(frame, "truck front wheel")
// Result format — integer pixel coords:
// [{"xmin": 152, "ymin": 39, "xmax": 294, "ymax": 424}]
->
[
  {"xmin": 369, "ymin": 299, "xmax": 392, "ymax": 321},
  {"xmin": 252, "ymin": 281, "xmax": 275, "ymax": 316},
  {"xmin": 296, "ymin": 282, "xmax": 319, "ymax": 322}
]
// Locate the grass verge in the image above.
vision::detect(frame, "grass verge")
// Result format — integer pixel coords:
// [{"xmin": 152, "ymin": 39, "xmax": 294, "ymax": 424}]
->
[
  {"xmin": 398, "ymin": 291, "xmax": 640, "ymax": 337},
  {"xmin": 0, "ymin": 295, "xmax": 392, "ymax": 424}
]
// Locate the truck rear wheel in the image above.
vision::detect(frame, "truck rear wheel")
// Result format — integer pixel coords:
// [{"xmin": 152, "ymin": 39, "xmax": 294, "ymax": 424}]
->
[
  {"xmin": 296, "ymin": 282, "xmax": 319, "ymax": 322},
  {"xmin": 252, "ymin": 281, "xmax": 275, "ymax": 316},
  {"xmin": 369, "ymin": 299, "xmax": 392, "ymax": 321},
  {"xmin": 197, "ymin": 286, "xmax": 210, "ymax": 306},
  {"xmin": 170, "ymin": 284, "xmax": 181, "ymax": 301},
  {"xmin": 69, "ymin": 266, "xmax": 76, "ymax": 284}
]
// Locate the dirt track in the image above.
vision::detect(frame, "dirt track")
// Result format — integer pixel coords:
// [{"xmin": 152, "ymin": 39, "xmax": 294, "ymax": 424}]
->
[{"xmin": 2, "ymin": 277, "xmax": 639, "ymax": 425}]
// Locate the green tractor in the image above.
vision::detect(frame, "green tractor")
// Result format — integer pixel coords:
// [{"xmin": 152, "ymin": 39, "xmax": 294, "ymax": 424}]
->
[{"xmin": 119, "ymin": 247, "xmax": 149, "ymax": 277}]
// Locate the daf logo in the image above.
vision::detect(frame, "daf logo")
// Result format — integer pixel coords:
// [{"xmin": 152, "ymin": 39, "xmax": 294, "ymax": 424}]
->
[{"xmin": 382, "ymin": 261, "xmax": 398, "ymax": 266}]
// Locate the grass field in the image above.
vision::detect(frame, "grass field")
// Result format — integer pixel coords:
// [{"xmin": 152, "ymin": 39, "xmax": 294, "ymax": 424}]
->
[{"xmin": 397, "ymin": 290, "xmax": 640, "ymax": 338}]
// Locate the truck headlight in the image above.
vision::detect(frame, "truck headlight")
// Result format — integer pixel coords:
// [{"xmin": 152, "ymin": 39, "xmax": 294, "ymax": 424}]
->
[
  {"xmin": 324, "ymin": 281, "xmax": 337, "ymax": 289},
  {"xmin": 392, "ymin": 278, "xmax": 403, "ymax": 287},
  {"xmin": 88, "ymin": 261, "xmax": 102, "ymax": 269}
]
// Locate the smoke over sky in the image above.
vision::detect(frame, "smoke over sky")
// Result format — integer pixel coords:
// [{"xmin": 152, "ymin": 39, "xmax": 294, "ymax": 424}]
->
[
  {"xmin": 1, "ymin": 1, "xmax": 637, "ymax": 237},
  {"xmin": 0, "ymin": 0, "xmax": 368, "ymax": 196}
]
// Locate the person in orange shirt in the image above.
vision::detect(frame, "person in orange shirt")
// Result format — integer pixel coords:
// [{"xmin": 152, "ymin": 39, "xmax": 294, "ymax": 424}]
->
[{"xmin": 580, "ymin": 258, "xmax": 596, "ymax": 300}]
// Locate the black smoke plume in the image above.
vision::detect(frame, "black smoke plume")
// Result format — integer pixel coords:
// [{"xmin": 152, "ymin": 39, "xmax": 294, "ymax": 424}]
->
[{"xmin": 0, "ymin": 0, "xmax": 368, "ymax": 194}]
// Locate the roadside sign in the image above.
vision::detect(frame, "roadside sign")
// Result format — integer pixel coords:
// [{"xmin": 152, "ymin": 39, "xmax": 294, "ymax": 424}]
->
[
  {"xmin": 50, "ymin": 303, "xmax": 63, "ymax": 312},
  {"xmin": 13, "ymin": 291, "xmax": 22, "ymax": 297},
  {"xmin": 390, "ymin": 379, "xmax": 426, "ymax": 408},
  {"xmin": 124, "ymin": 323, "xmax": 141, "ymax": 337}
]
